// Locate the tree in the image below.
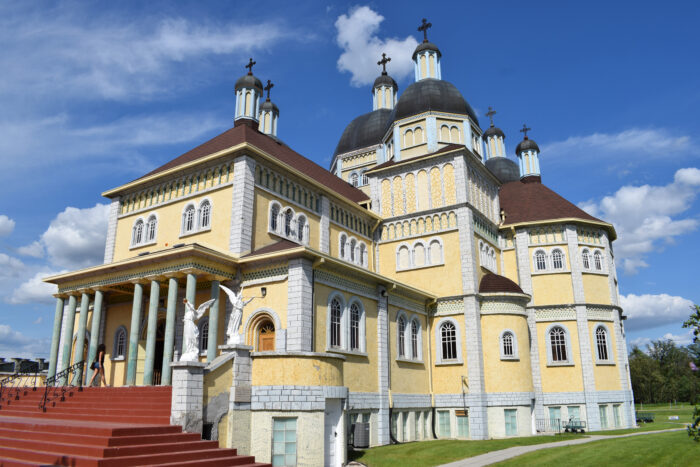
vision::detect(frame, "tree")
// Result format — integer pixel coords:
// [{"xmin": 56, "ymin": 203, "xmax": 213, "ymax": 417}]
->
[{"xmin": 682, "ymin": 304, "xmax": 700, "ymax": 442}]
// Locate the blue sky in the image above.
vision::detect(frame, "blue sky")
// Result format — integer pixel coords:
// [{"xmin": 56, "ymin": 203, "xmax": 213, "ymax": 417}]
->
[{"xmin": 0, "ymin": 0, "xmax": 698, "ymax": 357}]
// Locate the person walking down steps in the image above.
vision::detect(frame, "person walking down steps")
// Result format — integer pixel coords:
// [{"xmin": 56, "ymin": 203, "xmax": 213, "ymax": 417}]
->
[{"xmin": 88, "ymin": 343, "xmax": 107, "ymax": 387}]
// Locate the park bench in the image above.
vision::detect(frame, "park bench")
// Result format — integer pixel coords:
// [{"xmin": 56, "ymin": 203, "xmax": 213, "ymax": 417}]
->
[
  {"xmin": 636, "ymin": 412, "xmax": 655, "ymax": 423},
  {"xmin": 563, "ymin": 419, "xmax": 586, "ymax": 433}
]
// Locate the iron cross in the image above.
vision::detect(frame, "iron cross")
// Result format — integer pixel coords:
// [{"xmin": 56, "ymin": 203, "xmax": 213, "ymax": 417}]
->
[
  {"xmin": 377, "ymin": 53, "xmax": 391, "ymax": 74},
  {"xmin": 264, "ymin": 80, "xmax": 274, "ymax": 100},
  {"xmin": 486, "ymin": 107, "xmax": 497, "ymax": 126},
  {"xmin": 520, "ymin": 124, "xmax": 531, "ymax": 138},
  {"xmin": 418, "ymin": 18, "xmax": 432, "ymax": 42},
  {"xmin": 245, "ymin": 58, "xmax": 256, "ymax": 74}
]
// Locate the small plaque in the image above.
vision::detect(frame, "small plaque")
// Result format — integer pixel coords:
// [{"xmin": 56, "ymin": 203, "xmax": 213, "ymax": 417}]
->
[{"xmin": 456, "ymin": 409, "xmax": 468, "ymax": 417}]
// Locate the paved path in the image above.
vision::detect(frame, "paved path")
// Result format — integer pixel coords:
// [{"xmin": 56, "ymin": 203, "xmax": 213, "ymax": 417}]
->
[{"xmin": 439, "ymin": 428, "xmax": 685, "ymax": 467}]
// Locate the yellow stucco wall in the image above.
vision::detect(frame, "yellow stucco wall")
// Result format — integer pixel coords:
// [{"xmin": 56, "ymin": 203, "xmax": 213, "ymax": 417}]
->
[
  {"xmin": 388, "ymin": 306, "xmax": 429, "ymax": 394},
  {"xmin": 588, "ymin": 321, "xmax": 621, "ymax": 391},
  {"xmin": 582, "ymin": 274, "xmax": 611, "ymax": 305},
  {"xmin": 430, "ymin": 315, "xmax": 469, "ymax": 394},
  {"xmin": 502, "ymin": 249, "xmax": 519, "ymax": 284},
  {"xmin": 537, "ymin": 320, "xmax": 584, "ymax": 393},
  {"xmin": 251, "ymin": 355, "xmax": 343, "ymax": 387},
  {"xmin": 239, "ymin": 276, "xmax": 288, "ymax": 350},
  {"xmin": 113, "ymin": 185, "xmax": 233, "ymax": 262},
  {"xmin": 102, "ymin": 299, "xmax": 131, "ymax": 386},
  {"xmin": 481, "ymin": 314, "xmax": 533, "ymax": 393},
  {"xmin": 531, "ymin": 275, "xmax": 574, "ymax": 306}
]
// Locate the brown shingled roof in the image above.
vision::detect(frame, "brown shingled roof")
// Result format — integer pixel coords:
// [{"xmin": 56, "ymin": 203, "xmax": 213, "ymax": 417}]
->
[
  {"xmin": 243, "ymin": 239, "xmax": 301, "ymax": 257},
  {"xmin": 479, "ymin": 273, "xmax": 524, "ymax": 294},
  {"xmin": 135, "ymin": 124, "xmax": 369, "ymax": 203},
  {"xmin": 499, "ymin": 178, "xmax": 602, "ymax": 225}
]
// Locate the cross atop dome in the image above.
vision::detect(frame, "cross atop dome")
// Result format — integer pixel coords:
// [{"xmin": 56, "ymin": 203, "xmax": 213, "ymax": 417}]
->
[
  {"xmin": 378, "ymin": 53, "xmax": 391, "ymax": 75},
  {"xmin": 245, "ymin": 58, "xmax": 256, "ymax": 75},
  {"xmin": 520, "ymin": 124, "xmax": 531, "ymax": 139},
  {"xmin": 486, "ymin": 107, "xmax": 497, "ymax": 127},
  {"xmin": 418, "ymin": 18, "xmax": 432, "ymax": 43},
  {"xmin": 264, "ymin": 79, "xmax": 274, "ymax": 100}
]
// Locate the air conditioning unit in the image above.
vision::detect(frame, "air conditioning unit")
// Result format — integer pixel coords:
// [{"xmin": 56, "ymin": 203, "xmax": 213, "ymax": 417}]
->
[{"xmin": 352, "ymin": 422, "xmax": 370, "ymax": 448}]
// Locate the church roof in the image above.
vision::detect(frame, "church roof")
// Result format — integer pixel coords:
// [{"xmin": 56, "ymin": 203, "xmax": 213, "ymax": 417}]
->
[
  {"xmin": 515, "ymin": 137, "xmax": 539, "ymax": 154},
  {"xmin": 393, "ymin": 79, "xmax": 479, "ymax": 124},
  {"xmin": 243, "ymin": 239, "xmax": 301, "ymax": 257},
  {"xmin": 499, "ymin": 178, "xmax": 605, "ymax": 227},
  {"xmin": 479, "ymin": 273, "xmax": 524, "ymax": 294},
  {"xmin": 333, "ymin": 108, "xmax": 393, "ymax": 156},
  {"xmin": 137, "ymin": 124, "xmax": 369, "ymax": 203}
]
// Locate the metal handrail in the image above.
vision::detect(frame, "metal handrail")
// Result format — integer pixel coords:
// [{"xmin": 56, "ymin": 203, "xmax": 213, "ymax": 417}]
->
[
  {"xmin": 0, "ymin": 362, "xmax": 40, "ymax": 407},
  {"xmin": 40, "ymin": 361, "xmax": 84, "ymax": 412}
]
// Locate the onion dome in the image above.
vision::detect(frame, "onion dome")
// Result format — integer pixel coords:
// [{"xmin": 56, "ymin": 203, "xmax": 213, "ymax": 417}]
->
[
  {"xmin": 515, "ymin": 137, "xmax": 540, "ymax": 155},
  {"xmin": 486, "ymin": 157, "xmax": 520, "ymax": 183},
  {"xmin": 412, "ymin": 41, "xmax": 442, "ymax": 60},
  {"xmin": 374, "ymin": 73, "xmax": 398, "ymax": 90},
  {"xmin": 515, "ymin": 124, "xmax": 541, "ymax": 180},
  {"xmin": 234, "ymin": 58, "xmax": 263, "ymax": 127},
  {"xmin": 373, "ymin": 53, "xmax": 398, "ymax": 111},
  {"xmin": 393, "ymin": 79, "xmax": 479, "ymax": 124},
  {"xmin": 234, "ymin": 73, "xmax": 263, "ymax": 93},
  {"xmin": 483, "ymin": 125, "xmax": 505, "ymax": 139},
  {"xmin": 479, "ymin": 273, "xmax": 524, "ymax": 294},
  {"xmin": 334, "ymin": 109, "xmax": 392, "ymax": 156},
  {"xmin": 260, "ymin": 99, "xmax": 279, "ymax": 113}
]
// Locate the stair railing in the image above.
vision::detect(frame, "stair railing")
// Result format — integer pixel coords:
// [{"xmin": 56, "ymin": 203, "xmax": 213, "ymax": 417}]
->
[
  {"xmin": 40, "ymin": 360, "xmax": 84, "ymax": 412},
  {"xmin": 0, "ymin": 361, "xmax": 40, "ymax": 407}
]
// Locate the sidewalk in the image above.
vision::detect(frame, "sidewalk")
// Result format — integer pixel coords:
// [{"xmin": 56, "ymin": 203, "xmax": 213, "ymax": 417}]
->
[{"xmin": 439, "ymin": 428, "xmax": 685, "ymax": 467}]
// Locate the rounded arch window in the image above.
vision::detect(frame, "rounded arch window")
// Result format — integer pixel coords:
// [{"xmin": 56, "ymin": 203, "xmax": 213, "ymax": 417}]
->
[
  {"xmin": 535, "ymin": 250, "xmax": 547, "ymax": 271},
  {"xmin": 297, "ymin": 216, "xmax": 306, "ymax": 243},
  {"xmin": 133, "ymin": 220, "xmax": 144, "ymax": 245},
  {"xmin": 270, "ymin": 203, "xmax": 280, "ymax": 232},
  {"xmin": 350, "ymin": 173, "xmax": 359, "ymax": 187},
  {"xmin": 440, "ymin": 321, "xmax": 457, "ymax": 360},
  {"xmin": 199, "ymin": 200, "xmax": 211, "ymax": 229},
  {"xmin": 594, "ymin": 251, "xmax": 603, "ymax": 270},
  {"xmin": 257, "ymin": 318, "xmax": 275, "ymax": 351},
  {"xmin": 183, "ymin": 205, "xmax": 195, "ymax": 232},
  {"xmin": 596, "ymin": 326, "xmax": 609, "ymax": 361},
  {"xmin": 549, "ymin": 326, "xmax": 568, "ymax": 362},
  {"xmin": 146, "ymin": 215, "xmax": 157, "ymax": 242},
  {"xmin": 552, "ymin": 249, "xmax": 564, "ymax": 270},
  {"xmin": 582, "ymin": 249, "xmax": 590, "ymax": 269}
]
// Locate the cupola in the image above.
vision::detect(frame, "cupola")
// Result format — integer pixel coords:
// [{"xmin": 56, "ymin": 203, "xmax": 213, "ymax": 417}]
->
[
  {"xmin": 234, "ymin": 58, "xmax": 263, "ymax": 128},
  {"xmin": 483, "ymin": 107, "xmax": 507, "ymax": 159},
  {"xmin": 259, "ymin": 80, "xmax": 279, "ymax": 137},
  {"xmin": 515, "ymin": 124, "xmax": 542, "ymax": 180},
  {"xmin": 413, "ymin": 18, "xmax": 442, "ymax": 81},
  {"xmin": 373, "ymin": 53, "xmax": 398, "ymax": 111}
]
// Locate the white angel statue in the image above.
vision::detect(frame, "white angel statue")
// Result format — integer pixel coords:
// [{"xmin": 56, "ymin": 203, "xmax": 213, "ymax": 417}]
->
[
  {"xmin": 180, "ymin": 297, "xmax": 216, "ymax": 361},
  {"xmin": 220, "ymin": 284, "xmax": 255, "ymax": 344}
]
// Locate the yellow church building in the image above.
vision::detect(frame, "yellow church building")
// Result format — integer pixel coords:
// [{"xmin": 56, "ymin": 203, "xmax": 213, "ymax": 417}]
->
[{"xmin": 44, "ymin": 22, "xmax": 634, "ymax": 467}]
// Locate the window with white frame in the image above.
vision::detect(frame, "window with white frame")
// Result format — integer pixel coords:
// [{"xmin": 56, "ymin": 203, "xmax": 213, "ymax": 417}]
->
[
  {"xmin": 339, "ymin": 234, "xmax": 347, "ymax": 258},
  {"xmin": 113, "ymin": 326, "xmax": 127, "ymax": 359},
  {"xmin": 198, "ymin": 318, "xmax": 209, "ymax": 355},
  {"xmin": 479, "ymin": 241, "xmax": 497, "ymax": 272},
  {"xmin": 132, "ymin": 219, "xmax": 144, "ymax": 246},
  {"xmin": 548, "ymin": 326, "xmax": 570, "ymax": 364},
  {"xmin": 350, "ymin": 172, "xmax": 359, "ymax": 187},
  {"xmin": 180, "ymin": 199, "xmax": 212, "ymax": 237},
  {"xmin": 500, "ymin": 330, "xmax": 518, "ymax": 360},
  {"xmin": 199, "ymin": 200, "xmax": 211, "ymax": 229},
  {"xmin": 552, "ymin": 249, "xmax": 564, "ymax": 270},
  {"xmin": 270, "ymin": 202, "xmax": 280, "ymax": 232},
  {"xmin": 596, "ymin": 326, "xmax": 611, "ymax": 362},
  {"xmin": 582, "ymin": 249, "xmax": 590, "ymax": 269},
  {"xmin": 397, "ymin": 315, "xmax": 406, "ymax": 358},
  {"xmin": 327, "ymin": 295, "xmax": 366, "ymax": 353},
  {"xmin": 182, "ymin": 204, "xmax": 196, "ymax": 234},
  {"xmin": 338, "ymin": 232, "xmax": 367, "ymax": 267},
  {"xmin": 272, "ymin": 417, "xmax": 297, "ymax": 467},
  {"xmin": 297, "ymin": 215, "xmax": 307, "ymax": 243},
  {"xmin": 594, "ymin": 251, "xmax": 603, "ymax": 271},
  {"xmin": 131, "ymin": 214, "xmax": 159, "ymax": 247},
  {"xmin": 397, "ymin": 238, "xmax": 444, "ymax": 271},
  {"xmin": 362, "ymin": 171, "xmax": 369, "ymax": 186},
  {"xmin": 329, "ymin": 297, "xmax": 342, "ymax": 348},
  {"xmin": 268, "ymin": 201, "xmax": 309, "ymax": 245},
  {"xmin": 146, "ymin": 215, "xmax": 157, "ymax": 242},
  {"xmin": 440, "ymin": 321, "xmax": 458, "ymax": 361},
  {"xmin": 534, "ymin": 250, "xmax": 547, "ymax": 271},
  {"xmin": 283, "ymin": 208, "xmax": 293, "ymax": 237},
  {"xmin": 411, "ymin": 319, "xmax": 420, "ymax": 359},
  {"xmin": 350, "ymin": 302, "xmax": 361, "ymax": 351}
]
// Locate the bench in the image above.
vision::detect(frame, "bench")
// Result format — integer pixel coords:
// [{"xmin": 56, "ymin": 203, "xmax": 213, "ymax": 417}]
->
[
  {"xmin": 637, "ymin": 412, "xmax": 655, "ymax": 423},
  {"xmin": 563, "ymin": 419, "xmax": 587, "ymax": 433}
]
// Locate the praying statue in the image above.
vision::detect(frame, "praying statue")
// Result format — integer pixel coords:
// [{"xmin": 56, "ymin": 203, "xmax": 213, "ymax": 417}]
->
[
  {"xmin": 180, "ymin": 297, "xmax": 216, "ymax": 362},
  {"xmin": 220, "ymin": 283, "xmax": 255, "ymax": 345}
]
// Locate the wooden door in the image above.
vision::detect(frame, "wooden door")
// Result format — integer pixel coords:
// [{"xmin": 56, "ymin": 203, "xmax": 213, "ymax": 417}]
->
[{"xmin": 258, "ymin": 321, "xmax": 275, "ymax": 351}]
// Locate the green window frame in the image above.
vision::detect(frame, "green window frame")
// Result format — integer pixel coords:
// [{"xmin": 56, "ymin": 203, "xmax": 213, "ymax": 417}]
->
[
  {"xmin": 599, "ymin": 405, "xmax": 609, "ymax": 429},
  {"xmin": 438, "ymin": 410, "xmax": 451, "ymax": 437},
  {"xmin": 504, "ymin": 409, "xmax": 517, "ymax": 436},
  {"xmin": 272, "ymin": 418, "xmax": 297, "ymax": 467},
  {"xmin": 457, "ymin": 414, "xmax": 469, "ymax": 438}
]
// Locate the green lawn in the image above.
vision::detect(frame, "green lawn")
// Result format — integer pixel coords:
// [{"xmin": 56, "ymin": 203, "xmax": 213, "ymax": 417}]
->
[
  {"xmin": 494, "ymin": 430, "xmax": 698, "ymax": 466},
  {"xmin": 348, "ymin": 434, "xmax": 581, "ymax": 467}
]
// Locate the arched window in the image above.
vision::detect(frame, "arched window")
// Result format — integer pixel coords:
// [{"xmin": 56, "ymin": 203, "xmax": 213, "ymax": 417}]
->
[
  {"xmin": 146, "ymin": 215, "xmax": 157, "ymax": 242},
  {"xmin": 549, "ymin": 327, "xmax": 568, "ymax": 362},
  {"xmin": 350, "ymin": 302, "xmax": 361, "ymax": 351},
  {"xmin": 596, "ymin": 327, "xmax": 609, "ymax": 361},
  {"xmin": 284, "ymin": 209, "xmax": 293, "ymax": 237},
  {"xmin": 552, "ymin": 249, "xmax": 564, "ymax": 270},
  {"xmin": 183, "ymin": 205, "xmax": 195, "ymax": 233},
  {"xmin": 350, "ymin": 238, "xmax": 357, "ymax": 263},
  {"xmin": 397, "ymin": 316, "xmax": 406, "ymax": 357},
  {"xmin": 199, "ymin": 318, "xmax": 209, "ymax": 355},
  {"xmin": 582, "ymin": 249, "xmax": 590, "ymax": 269},
  {"xmin": 199, "ymin": 200, "xmax": 211, "ymax": 229},
  {"xmin": 297, "ymin": 215, "xmax": 306, "ymax": 243},
  {"xmin": 411, "ymin": 319, "xmax": 419, "ymax": 359},
  {"xmin": 132, "ymin": 220, "xmax": 144, "ymax": 245},
  {"xmin": 502, "ymin": 332, "xmax": 514, "ymax": 358},
  {"xmin": 351, "ymin": 173, "xmax": 359, "ymax": 187},
  {"xmin": 362, "ymin": 171, "xmax": 369, "ymax": 186},
  {"xmin": 397, "ymin": 245, "xmax": 410, "ymax": 270},
  {"xmin": 340, "ymin": 234, "xmax": 347, "ymax": 259},
  {"xmin": 113, "ymin": 326, "xmax": 127, "ymax": 359},
  {"xmin": 535, "ymin": 250, "xmax": 547, "ymax": 271},
  {"xmin": 330, "ymin": 298, "xmax": 342, "ymax": 348},
  {"xmin": 429, "ymin": 239, "xmax": 442, "ymax": 265},
  {"xmin": 440, "ymin": 322, "xmax": 457, "ymax": 360},
  {"xmin": 270, "ymin": 203, "xmax": 280, "ymax": 232},
  {"xmin": 359, "ymin": 243, "xmax": 366, "ymax": 267},
  {"xmin": 594, "ymin": 251, "xmax": 603, "ymax": 270}
]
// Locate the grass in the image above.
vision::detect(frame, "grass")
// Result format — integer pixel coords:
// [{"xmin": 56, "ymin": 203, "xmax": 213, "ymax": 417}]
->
[
  {"xmin": 494, "ymin": 430, "xmax": 698, "ymax": 466},
  {"xmin": 348, "ymin": 434, "xmax": 582, "ymax": 467}
]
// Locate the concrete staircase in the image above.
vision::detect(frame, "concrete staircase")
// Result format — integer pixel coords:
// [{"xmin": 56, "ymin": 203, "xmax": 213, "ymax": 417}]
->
[{"xmin": 0, "ymin": 386, "xmax": 269, "ymax": 467}]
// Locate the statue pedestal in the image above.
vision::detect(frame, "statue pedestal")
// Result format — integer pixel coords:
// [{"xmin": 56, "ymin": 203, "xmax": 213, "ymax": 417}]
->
[
  {"xmin": 170, "ymin": 361, "xmax": 206, "ymax": 434},
  {"xmin": 218, "ymin": 344, "xmax": 253, "ymax": 454}
]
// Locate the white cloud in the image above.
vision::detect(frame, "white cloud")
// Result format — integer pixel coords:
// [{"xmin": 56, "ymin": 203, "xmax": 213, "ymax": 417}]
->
[
  {"xmin": 0, "ymin": 324, "xmax": 50, "ymax": 358},
  {"xmin": 630, "ymin": 330, "xmax": 694, "ymax": 349},
  {"xmin": 17, "ymin": 241, "xmax": 45, "ymax": 259},
  {"xmin": 0, "ymin": 253, "xmax": 24, "ymax": 278},
  {"xmin": 8, "ymin": 270, "xmax": 63, "ymax": 305},
  {"xmin": 543, "ymin": 128, "xmax": 698, "ymax": 164},
  {"xmin": 621, "ymin": 293, "xmax": 696, "ymax": 331},
  {"xmin": 335, "ymin": 6, "xmax": 418, "ymax": 86},
  {"xmin": 33, "ymin": 316, "xmax": 43, "ymax": 325},
  {"xmin": 580, "ymin": 167, "xmax": 700, "ymax": 274},
  {"xmin": 0, "ymin": 214, "xmax": 15, "ymax": 236}
]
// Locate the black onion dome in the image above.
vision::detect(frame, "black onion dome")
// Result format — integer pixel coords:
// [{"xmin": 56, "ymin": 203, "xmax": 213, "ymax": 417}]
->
[
  {"xmin": 235, "ymin": 74, "xmax": 263, "ymax": 92},
  {"xmin": 483, "ymin": 126, "xmax": 505, "ymax": 139},
  {"xmin": 486, "ymin": 157, "xmax": 520, "ymax": 183},
  {"xmin": 334, "ymin": 109, "xmax": 392, "ymax": 156},
  {"xmin": 515, "ymin": 138, "xmax": 540, "ymax": 154},
  {"xmin": 374, "ymin": 74, "xmax": 398, "ymax": 90},
  {"xmin": 260, "ymin": 99, "xmax": 279, "ymax": 113},
  {"xmin": 394, "ymin": 79, "xmax": 479, "ymax": 125},
  {"xmin": 412, "ymin": 41, "xmax": 442, "ymax": 60}
]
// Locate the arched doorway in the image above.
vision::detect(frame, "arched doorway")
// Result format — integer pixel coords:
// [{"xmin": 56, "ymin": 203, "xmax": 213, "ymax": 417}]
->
[{"xmin": 257, "ymin": 319, "xmax": 275, "ymax": 351}]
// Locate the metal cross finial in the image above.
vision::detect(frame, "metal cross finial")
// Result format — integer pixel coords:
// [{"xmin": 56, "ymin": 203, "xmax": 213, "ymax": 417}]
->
[
  {"xmin": 486, "ymin": 107, "xmax": 497, "ymax": 127},
  {"xmin": 418, "ymin": 18, "xmax": 432, "ymax": 42},
  {"xmin": 264, "ymin": 80, "xmax": 274, "ymax": 100},
  {"xmin": 377, "ymin": 53, "xmax": 391, "ymax": 75},
  {"xmin": 245, "ymin": 58, "xmax": 256, "ymax": 75},
  {"xmin": 520, "ymin": 124, "xmax": 532, "ymax": 139}
]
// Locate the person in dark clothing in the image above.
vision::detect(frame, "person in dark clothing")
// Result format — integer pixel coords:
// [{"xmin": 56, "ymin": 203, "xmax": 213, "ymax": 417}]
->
[{"xmin": 88, "ymin": 343, "xmax": 107, "ymax": 387}]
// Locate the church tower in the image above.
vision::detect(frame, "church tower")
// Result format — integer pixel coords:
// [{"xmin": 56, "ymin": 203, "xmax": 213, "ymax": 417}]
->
[
  {"xmin": 413, "ymin": 18, "xmax": 442, "ymax": 80},
  {"xmin": 234, "ymin": 58, "xmax": 263, "ymax": 128},
  {"xmin": 515, "ymin": 124, "xmax": 541, "ymax": 179},
  {"xmin": 483, "ymin": 107, "xmax": 507, "ymax": 159},
  {"xmin": 259, "ymin": 80, "xmax": 279, "ymax": 137},
  {"xmin": 373, "ymin": 53, "xmax": 398, "ymax": 111}
]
